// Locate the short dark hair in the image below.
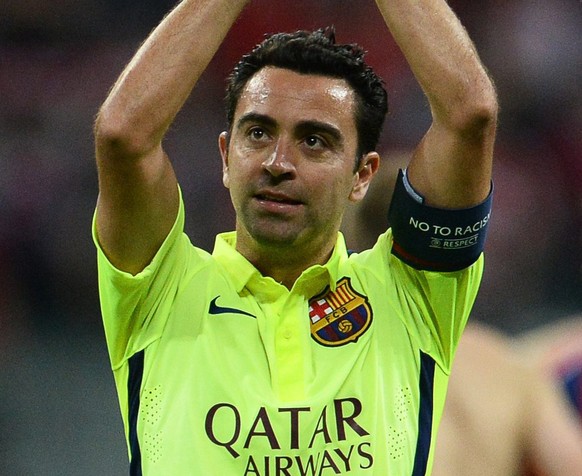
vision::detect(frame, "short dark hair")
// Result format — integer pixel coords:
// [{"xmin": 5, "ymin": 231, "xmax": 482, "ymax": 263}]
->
[{"xmin": 224, "ymin": 27, "xmax": 388, "ymax": 158}]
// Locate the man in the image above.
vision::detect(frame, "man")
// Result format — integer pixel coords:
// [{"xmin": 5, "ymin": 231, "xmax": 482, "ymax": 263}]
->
[{"xmin": 93, "ymin": 0, "xmax": 497, "ymax": 474}]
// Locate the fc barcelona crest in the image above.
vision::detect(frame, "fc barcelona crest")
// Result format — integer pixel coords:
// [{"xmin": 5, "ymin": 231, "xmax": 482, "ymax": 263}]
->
[{"xmin": 308, "ymin": 277, "xmax": 373, "ymax": 347}]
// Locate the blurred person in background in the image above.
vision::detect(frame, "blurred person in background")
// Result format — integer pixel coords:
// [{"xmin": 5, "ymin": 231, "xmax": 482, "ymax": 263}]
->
[
  {"xmin": 516, "ymin": 316, "xmax": 582, "ymax": 425},
  {"xmin": 434, "ymin": 323, "xmax": 582, "ymax": 476}
]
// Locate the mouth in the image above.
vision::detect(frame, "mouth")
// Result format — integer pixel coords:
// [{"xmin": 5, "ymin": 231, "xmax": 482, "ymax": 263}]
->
[
  {"xmin": 255, "ymin": 190, "xmax": 303, "ymax": 206},
  {"xmin": 253, "ymin": 190, "xmax": 304, "ymax": 213}
]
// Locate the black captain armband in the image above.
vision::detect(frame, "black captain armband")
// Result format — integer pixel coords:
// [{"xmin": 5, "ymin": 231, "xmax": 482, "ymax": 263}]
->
[{"xmin": 388, "ymin": 169, "xmax": 493, "ymax": 272}]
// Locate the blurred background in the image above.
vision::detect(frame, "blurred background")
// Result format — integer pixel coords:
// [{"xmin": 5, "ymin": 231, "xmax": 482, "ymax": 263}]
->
[{"xmin": 0, "ymin": 0, "xmax": 580, "ymax": 474}]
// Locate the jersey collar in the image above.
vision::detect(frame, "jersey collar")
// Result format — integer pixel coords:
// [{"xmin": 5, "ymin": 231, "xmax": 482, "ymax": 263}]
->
[{"xmin": 212, "ymin": 231, "xmax": 348, "ymax": 296}]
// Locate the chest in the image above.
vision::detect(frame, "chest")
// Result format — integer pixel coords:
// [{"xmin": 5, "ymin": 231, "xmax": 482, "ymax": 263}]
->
[{"xmin": 134, "ymin": 276, "xmax": 431, "ymax": 474}]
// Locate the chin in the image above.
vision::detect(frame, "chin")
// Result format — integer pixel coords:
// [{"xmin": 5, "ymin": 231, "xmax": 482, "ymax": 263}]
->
[{"xmin": 251, "ymin": 229, "xmax": 302, "ymax": 249}]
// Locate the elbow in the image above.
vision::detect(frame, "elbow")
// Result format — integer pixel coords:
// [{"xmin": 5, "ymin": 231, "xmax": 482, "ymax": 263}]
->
[
  {"xmin": 450, "ymin": 82, "xmax": 499, "ymax": 141},
  {"xmin": 94, "ymin": 107, "xmax": 156, "ymax": 161}
]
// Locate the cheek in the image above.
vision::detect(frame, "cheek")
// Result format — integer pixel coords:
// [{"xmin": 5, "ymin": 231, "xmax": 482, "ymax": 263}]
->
[
  {"xmin": 330, "ymin": 171, "xmax": 357, "ymax": 198},
  {"xmin": 225, "ymin": 157, "xmax": 248, "ymax": 182},
  {"xmin": 315, "ymin": 176, "xmax": 354, "ymax": 213},
  {"xmin": 225, "ymin": 164, "xmax": 253, "ymax": 202}
]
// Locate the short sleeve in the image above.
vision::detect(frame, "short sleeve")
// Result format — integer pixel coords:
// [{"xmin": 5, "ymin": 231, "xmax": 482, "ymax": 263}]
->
[{"xmin": 92, "ymin": 187, "xmax": 190, "ymax": 368}]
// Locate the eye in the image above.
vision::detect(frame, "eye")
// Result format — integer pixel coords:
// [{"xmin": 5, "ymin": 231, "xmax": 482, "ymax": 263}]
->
[
  {"xmin": 304, "ymin": 135, "xmax": 325, "ymax": 149},
  {"xmin": 248, "ymin": 127, "xmax": 267, "ymax": 141}
]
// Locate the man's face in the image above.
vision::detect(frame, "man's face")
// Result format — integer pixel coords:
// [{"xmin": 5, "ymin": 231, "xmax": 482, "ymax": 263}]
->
[{"xmin": 219, "ymin": 67, "xmax": 377, "ymax": 260}]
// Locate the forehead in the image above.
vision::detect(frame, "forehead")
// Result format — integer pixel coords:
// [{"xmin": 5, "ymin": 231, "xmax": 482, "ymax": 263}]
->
[{"xmin": 235, "ymin": 67, "xmax": 357, "ymax": 129}]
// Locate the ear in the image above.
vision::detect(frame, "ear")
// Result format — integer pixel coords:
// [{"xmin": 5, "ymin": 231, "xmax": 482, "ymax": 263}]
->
[
  {"xmin": 218, "ymin": 131, "xmax": 230, "ymax": 188},
  {"xmin": 349, "ymin": 152, "xmax": 380, "ymax": 202}
]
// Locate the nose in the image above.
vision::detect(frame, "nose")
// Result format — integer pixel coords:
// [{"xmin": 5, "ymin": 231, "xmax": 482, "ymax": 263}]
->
[{"xmin": 262, "ymin": 139, "xmax": 296, "ymax": 178}]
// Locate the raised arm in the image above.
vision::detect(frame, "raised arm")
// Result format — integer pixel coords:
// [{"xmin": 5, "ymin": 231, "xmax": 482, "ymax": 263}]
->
[
  {"xmin": 375, "ymin": 0, "xmax": 498, "ymax": 208},
  {"xmin": 94, "ymin": 0, "xmax": 250, "ymax": 274}
]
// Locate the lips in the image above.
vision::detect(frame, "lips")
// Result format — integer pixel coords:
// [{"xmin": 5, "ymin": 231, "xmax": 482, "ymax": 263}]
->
[{"xmin": 255, "ymin": 190, "xmax": 302, "ymax": 206}]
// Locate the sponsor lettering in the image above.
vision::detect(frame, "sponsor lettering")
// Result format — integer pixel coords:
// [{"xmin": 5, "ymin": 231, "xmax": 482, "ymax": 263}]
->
[
  {"xmin": 205, "ymin": 398, "xmax": 373, "ymax": 474},
  {"xmin": 241, "ymin": 443, "xmax": 373, "ymax": 475}
]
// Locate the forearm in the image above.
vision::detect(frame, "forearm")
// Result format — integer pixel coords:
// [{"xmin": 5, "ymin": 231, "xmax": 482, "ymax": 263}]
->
[
  {"xmin": 375, "ymin": 0, "xmax": 497, "ymax": 207},
  {"xmin": 93, "ymin": 0, "xmax": 250, "ymax": 275},
  {"xmin": 375, "ymin": 0, "xmax": 496, "ymax": 130},
  {"xmin": 95, "ymin": 0, "xmax": 250, "ymax": 157}
]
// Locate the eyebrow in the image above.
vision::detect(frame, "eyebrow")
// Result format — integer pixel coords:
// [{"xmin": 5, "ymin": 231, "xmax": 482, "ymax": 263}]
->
[
  {"xmin": 235, "ymin": 112, "xmax": 277, "ymax": 131},
  {"xmin": 295, "ymin": 120, "xmax": 343, "ymax": 146},
  {"xmin": 236, "ymin": 113, "xmax": 344, "ymax": 145}
]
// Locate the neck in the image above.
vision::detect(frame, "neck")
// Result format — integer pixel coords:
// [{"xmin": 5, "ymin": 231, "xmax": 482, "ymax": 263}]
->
[{"xmin": 237, "ymin": 240, "xmax": 335, "ymax": 290}]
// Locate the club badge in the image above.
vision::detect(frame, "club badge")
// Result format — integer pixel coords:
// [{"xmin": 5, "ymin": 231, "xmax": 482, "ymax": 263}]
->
[{"xmin": 308, "ymin": 277, "xmax": 373, "ymax": 347}]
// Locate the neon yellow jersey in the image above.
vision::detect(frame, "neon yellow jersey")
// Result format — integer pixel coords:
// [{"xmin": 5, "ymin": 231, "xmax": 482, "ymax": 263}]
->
[{"xmin": 94, "ymin": 192, "xmax": 483, "ymax": 475}]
